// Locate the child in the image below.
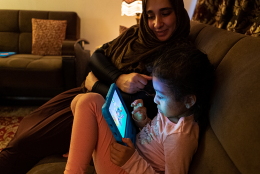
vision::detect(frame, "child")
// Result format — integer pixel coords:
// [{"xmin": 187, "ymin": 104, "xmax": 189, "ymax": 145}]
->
[{"xmin": 64, "ymin": 42, "xmax": 215, "ymax": 174}]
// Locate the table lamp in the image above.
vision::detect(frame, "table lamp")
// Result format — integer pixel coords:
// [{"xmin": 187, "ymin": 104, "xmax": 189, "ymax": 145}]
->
[{"xmin": 121, "ymin": 0, "xmax": 142, "ymax": 24}]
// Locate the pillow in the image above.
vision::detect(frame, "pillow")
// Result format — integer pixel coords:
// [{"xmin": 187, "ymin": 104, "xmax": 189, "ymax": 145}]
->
[{"xmin": 32, "ymin": 18, "xmax": 67, "ymax": 56}]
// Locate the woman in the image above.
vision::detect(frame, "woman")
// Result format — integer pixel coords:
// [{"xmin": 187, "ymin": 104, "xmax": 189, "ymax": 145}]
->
[{"xmin": 0, "ymin": 0, "xmax": 190, "ymax": 173}]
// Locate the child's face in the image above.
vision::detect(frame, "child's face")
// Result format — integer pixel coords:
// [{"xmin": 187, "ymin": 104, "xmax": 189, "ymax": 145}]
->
[{"xmin": 152, "ymin": 76, "xmax": 189, "ymax": 123}]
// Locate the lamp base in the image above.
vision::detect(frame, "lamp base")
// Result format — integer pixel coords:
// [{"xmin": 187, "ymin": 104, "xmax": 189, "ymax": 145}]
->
[{"xmin": 136, "ymin": 13, "xmax": 141, "ymax": 24}]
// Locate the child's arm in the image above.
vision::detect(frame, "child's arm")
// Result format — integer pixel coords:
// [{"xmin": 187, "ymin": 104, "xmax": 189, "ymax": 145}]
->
[
  {"xmin": 164, "ymin": 133, "xmax": 198, "ymax": 174},
  {"xmin": 112, "ymin": 139, "xmax": 160, "ymax": 174},
  {"xmin": 131, "ymin": 99, "xmax": 151, "ymax": 129},
  {"xmin": 120, "ymin": 133, "xmax": 198, "ymax": 174}
]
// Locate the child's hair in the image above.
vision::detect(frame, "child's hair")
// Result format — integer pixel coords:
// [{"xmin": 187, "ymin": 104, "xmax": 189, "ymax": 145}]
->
[{"xmin": 152, "ymin": 40, "xmax": 215, "ymax": 133}]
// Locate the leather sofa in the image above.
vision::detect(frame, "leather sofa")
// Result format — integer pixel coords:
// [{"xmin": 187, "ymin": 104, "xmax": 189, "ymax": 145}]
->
[
  {"xmin": 0, "ymin": 10, "xmax": 90, "ymax": 103},
  {"xmin": 26, "ymin": 21, "xmax": 260, "ymax": 173}
]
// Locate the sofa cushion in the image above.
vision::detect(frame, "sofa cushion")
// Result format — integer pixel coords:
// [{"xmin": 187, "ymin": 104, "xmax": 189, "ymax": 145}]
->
[
  {"xmin": 0, "ymin": 10, "xmax": 19, "ymax": 52},
  {"xmin": 26, "ymin": 155, "xmax": 96, "ymax": 174},
  {"xmin": 0, "ymin": 54, "xmax": 62, "ymax": 70},
  {"xmin": 0, "ymin": 10, "xmax": 19, "ymax": 32},
  {"xmin": 189, "ymin": 21, "xmax": 245, "ymax": 68},
  {"xmin": 0, "ymin": 54, "xmax": 64, "ymax": 97},
  {"xmin": 0, "ymin": 32, "xmax": 19, "ymax": 52},
  {"xmin": 189, "ymin": 126, "xmax": 240, "ymax": 174},
  {"xmin": 189, "ymin": 21, "xmax": 260, "ymax": 174},
  {"xmin": 209, "ymin": 36, "xmax": 260, "ymax": 174},
  {"xmin": 20, "ymin": 33, "xmax": 32, "ymax": 54},
  {"xmin": 27, "ymin": 162, "xmax": 67, "ymax": 174},
  {"xmin": 19, "ymin": 11, "xmax": 49, "ymax": 33},
  {"xmin": 31, "ymin": 18, "xmax": 67, "ymax": 56}
]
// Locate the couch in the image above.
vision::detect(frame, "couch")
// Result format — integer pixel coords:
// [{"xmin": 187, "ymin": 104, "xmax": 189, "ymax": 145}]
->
[
  {"xmin": 0, "ymin": 10, "xmax": 90, "ymax": 103},
  {"xmin": 25, "ymin": 21, "xmax": 260, "ymax": 173},
  {"xmin": 188, "ymin": 21, "xmax": 260, "ymax": 174}
]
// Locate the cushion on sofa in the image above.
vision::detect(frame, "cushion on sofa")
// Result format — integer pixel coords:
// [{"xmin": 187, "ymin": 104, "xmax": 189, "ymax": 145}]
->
[
  {"xmin": 31, "ymin": 18, "xmax": 67, "ymax": 56},
  {"xmin": 188, "ymin": 22, "xmax": 246, "ymax": 68},
  {"xmin": 208, "ymin": 36, "xmax": 260, "ymax": 174},
  {"xmin": 0, "ymin": 54, "xmax": 64, "ymax": 98},
  {"xmin": 188, "ymin": 21, "xmax": 260, "ymax": 174},
  {"xmin": 26, "ymin": 155, "xmax": 96, "ymax": 174},
  {"xmin": 0, "ymin": 10, "xmax": 20, "ymax": 52}
]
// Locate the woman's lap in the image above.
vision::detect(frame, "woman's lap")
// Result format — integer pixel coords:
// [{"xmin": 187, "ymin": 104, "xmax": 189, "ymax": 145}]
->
[{"xmin": 0, "ymin": 87, "xmax": 83, "ymax": 173}]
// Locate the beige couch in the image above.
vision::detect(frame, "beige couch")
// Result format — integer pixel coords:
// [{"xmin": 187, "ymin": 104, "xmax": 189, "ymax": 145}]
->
[
  {"xmin": 188, "ymin": 21, "xmax": 260, "ymax": 174},
  {"xmin": 27, "ymin": 21, "xmax": 260, "ymax": 174}
]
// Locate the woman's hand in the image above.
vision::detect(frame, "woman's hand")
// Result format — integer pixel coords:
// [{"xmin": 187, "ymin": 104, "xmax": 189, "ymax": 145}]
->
[
  {"xmin": 85, "ymin": 71, "xmax": 99, "ymax": 91},
  {"xmin": 110, "ymin": 138, "xmax": 135, "ymax": 167},
  {"xmin": 131, "ymin": 99, "xmax": 147, "ymax": 121},
  {"xmin": 116, "ymin": 73, "xmax": 152, "ymax": 94}
]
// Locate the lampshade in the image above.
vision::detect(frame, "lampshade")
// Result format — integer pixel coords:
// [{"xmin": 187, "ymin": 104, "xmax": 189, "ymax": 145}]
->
[{"xmin": 121, "ymin": 0, "xmax": 142, "ymax": 16}]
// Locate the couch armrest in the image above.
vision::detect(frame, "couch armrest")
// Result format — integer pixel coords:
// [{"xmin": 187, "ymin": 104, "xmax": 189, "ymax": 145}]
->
[
  {"xmin": 62, "ymin": 40, "xmax": 76, "ymax": 56},
  {"xmin": 74, "ymin": 38, "xmax": 89, "ymax": 48},
  {"xmin": 62, "ymin": 56, "xmax": 77, "ymax": 90},
  {"xmin": 74, "ymin": 39, "xmax": 91, "ymax": 87}
]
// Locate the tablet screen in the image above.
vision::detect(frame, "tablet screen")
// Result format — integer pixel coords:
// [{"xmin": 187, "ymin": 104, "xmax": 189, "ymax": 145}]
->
[{"xmin": 109, "ymin": 90, "xmax": 128, "ymax": 138}]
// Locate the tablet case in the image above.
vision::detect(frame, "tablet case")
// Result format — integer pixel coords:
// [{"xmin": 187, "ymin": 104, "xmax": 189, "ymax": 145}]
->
[
  {"xmin": 0, "ymin": 52, "xmax": 16, "ymax": 58},
  {"xmin": 102, "ymin": 83, "xmax": 136, "ymax": 146}
]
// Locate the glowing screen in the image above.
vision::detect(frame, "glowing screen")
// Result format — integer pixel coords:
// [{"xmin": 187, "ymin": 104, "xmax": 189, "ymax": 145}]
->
[{"xmin": 109, "ymin": 90, "xmax": 127, "ymax": 138}]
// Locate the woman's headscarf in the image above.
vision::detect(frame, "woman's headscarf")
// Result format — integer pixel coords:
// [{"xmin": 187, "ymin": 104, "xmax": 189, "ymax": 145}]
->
[{"xmin": 103, "ymin": 0, "xmax": 190, "ymax": 73}]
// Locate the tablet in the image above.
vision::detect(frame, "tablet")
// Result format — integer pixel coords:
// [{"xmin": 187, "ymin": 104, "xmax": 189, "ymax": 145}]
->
[{"xmin": 102, "ymin": 83, "xmax": 136, "ymax": 146}]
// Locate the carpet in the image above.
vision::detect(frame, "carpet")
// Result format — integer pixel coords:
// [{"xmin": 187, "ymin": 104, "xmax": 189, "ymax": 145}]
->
[{"xmin": 0, "ymin": 106, "xmax": 38, "ymax": 152}]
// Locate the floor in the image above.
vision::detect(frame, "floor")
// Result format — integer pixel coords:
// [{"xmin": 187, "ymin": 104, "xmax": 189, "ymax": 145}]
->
[
  {"xmin": 0, "ymin": 98, "xmax": 97, "ymax": 174},
  {"xmin": 0, "ymin": 98, "xmax": 43, "ymax": 151},
  {"xmin": 0, "ymin": 98, "xmax": 45, "ymax": 117},
  {"xmin": 0, "ymin": 98, "xmax": 47, "ymax": 107}
]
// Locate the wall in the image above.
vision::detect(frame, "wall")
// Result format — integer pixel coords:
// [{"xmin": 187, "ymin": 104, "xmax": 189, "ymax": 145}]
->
[
  {"xmin": 184, "ymin": 0, "xmax": 197, "ymax": 19},
  {"xmin": 0, "ymin": 0, "xmax": 196, "ymax": 54}
]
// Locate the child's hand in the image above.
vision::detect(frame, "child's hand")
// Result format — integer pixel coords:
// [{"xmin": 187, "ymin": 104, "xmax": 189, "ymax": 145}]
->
[
  {"xmin": 131, "ymin": 99, "xmax": 147, "ymax": 121},
  {"xmin": 110, "ymin": 138, "xmax": 135, "ymax": 167}
]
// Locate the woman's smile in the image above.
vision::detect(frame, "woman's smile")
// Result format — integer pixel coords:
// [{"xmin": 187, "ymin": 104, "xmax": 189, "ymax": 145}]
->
[{"xmin": 155, "ymin": 29, "xmax": 169, "ymax": 38}]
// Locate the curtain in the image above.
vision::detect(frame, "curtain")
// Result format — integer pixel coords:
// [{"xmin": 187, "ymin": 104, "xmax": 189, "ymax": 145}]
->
[{"xmin": 192, "ymin": 0, "xmax": 260, "ymax": 37}]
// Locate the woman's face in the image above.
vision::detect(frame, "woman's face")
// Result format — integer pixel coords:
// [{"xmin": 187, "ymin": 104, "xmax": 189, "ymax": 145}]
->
[
  {"xmin": 146, "ymin": 0, "xmax": 177, "ymax": 41},
  {"xmin": 153, "ymin": 76, "xmax": 189, "ymax": 123}
]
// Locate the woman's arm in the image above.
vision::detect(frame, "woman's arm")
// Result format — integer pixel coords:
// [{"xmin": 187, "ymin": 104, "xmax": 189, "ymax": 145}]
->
[
  {"xmin": 90, "ymin": 48, "xmax": 123, "ymax": 85},
  {"xmin": 90, "ymin": 47, "xmax": 152, "ymax": 94}
]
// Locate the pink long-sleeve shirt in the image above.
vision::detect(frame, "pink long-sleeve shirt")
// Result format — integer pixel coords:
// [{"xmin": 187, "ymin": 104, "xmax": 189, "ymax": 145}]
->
[{"xmin": 122, "ymin": 113, "xmax": 199, "ymax": 174}]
